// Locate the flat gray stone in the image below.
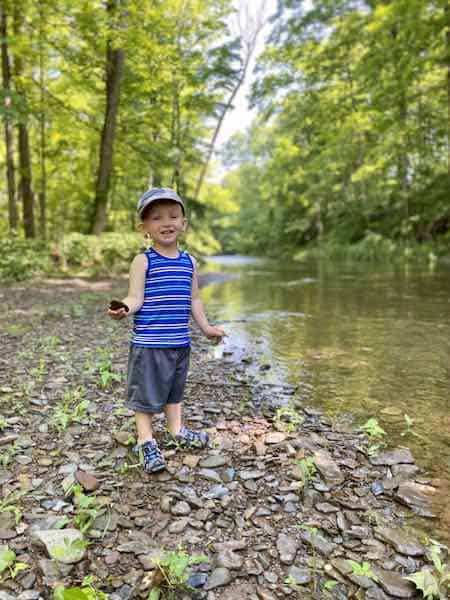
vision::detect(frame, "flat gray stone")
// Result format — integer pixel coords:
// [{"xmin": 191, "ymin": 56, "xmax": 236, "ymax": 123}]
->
[
  {"xmin": 199, "ymin": 455, "xmax": 229, "ymax": 468},
  {"xmin": 204, "ymin": 567, "xmax": 232, "ymax": 590},
  {"xmin": 331, "ymin": 558, "xmax": 373, "ymax": 589},
  {"xmin": 313, "ymin": 450, "xmax": 344, "ymax": 487},
  {"xmin": 239, "ymin": 470, "xmax": 265, "ymax": 480},
  {"xmin": 277, "ymin": 533, "xmax": 298, "ymax": 565},
  {"xmin": 31, "ymin": 529, "xmax": 86, "ymax": 564},
  {"xmin": 374, "ymin": 526, "xmax": 425, "ymax": 556},
  {"xmin": 216, "ymin": 549, "xmax": 244, "ymax": 569},
  {"xmin": 288, "ymin": 565, "xmax": 312, "ymax": 585},
  {"xmin": 198, "ymin": 469, "xmax": 222, "ymax": 484},
  {"xmin": 372, "ymin": 567, "xmax": 416, "ymax": 598},
  {"xmin": 299, "ymin": 528, "xmax": 336, "ymax": 556},
  {"xmin": 370, "ymin": 449, "xmax": 414, "ymax": 466},
  {"xmin": 171, "ymin": 501, "xmax": 191, "ymax": 516},
  {"xmin": 395, "ymin": 481, "xmax": 436, "ymax": 517}
]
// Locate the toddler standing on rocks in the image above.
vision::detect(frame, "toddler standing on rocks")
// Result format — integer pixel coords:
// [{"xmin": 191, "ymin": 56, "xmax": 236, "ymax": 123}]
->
[{"xmin": 108, "ymin": 188, "xmax": 224, "ymax": 473}]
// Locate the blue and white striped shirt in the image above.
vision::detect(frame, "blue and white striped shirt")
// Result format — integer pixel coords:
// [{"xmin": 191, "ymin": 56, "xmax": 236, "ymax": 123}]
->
[{"xmin": 131, "ymin": 247, "xmax": 193, "ymax": 348}]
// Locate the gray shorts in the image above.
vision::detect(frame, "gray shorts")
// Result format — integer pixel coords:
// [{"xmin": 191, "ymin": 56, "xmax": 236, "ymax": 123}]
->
[{"xmin": 126, "ymin": 345, "xmax": 190, "ymax": 414}]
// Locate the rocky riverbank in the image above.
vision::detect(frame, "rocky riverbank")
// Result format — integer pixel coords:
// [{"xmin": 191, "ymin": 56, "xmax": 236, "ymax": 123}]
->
[{"xmin": 0, "ymin": 278, "xmax": 448, "ymax": 599}]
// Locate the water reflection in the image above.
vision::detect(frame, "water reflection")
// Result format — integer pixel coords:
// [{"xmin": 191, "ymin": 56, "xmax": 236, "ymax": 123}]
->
[{"xmin": 200, "ymin": 255, "xmax": 450, "ymax": 543}]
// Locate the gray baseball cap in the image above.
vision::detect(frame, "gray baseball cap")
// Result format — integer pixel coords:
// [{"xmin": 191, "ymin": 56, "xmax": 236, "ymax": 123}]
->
[{"xmin": 137, "ymin": 187, "xmax": 185, "ymax": 218}]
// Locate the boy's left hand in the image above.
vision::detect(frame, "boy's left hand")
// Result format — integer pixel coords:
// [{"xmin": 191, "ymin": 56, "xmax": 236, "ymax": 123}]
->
[{"xmin": 204, "ymin": 325, "xmax": 226, "ymax": 341}]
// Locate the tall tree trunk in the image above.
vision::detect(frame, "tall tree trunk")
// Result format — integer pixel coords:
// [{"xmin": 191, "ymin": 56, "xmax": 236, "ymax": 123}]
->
[
  {"xmin": 14, "ymin": 4, "xmax": 35, "ymax": 238},
  {"xmin": 38, "ymin": 0, "xmax": 46, "ymax": 238},
  {"xmin": 0, "ymin": 1, "xmax": 17, "ymax": 231},
  {"xmin": 194, "ymin": 0, "xmax": 268, "ymax": 200},
  {"xmin": 90, "ymin": 0, "xmax": 125, "ymax": 235},
  {"xmin": 193, "ymin": 72, "xmax": 245, "ymax": 201}
]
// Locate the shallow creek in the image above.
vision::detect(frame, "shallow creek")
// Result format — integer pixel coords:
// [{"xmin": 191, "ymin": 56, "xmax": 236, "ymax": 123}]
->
[{"xmin": 200, "ymin": 255, "xmax": 450, "ymax": 544}]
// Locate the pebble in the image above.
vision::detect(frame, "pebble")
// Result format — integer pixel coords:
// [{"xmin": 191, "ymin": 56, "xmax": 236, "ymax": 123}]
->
[
  {"xmin": 198, "ymin": 468, "xmax": 222, "ymax": 483},
  {"xmin": 396, "ymin": 481, "xmax": 436, "ymax": 517},
  {"xmin": 171, "ymin": 501, "xmax": 191, "ymax": 516},
  {"xmin": 168, "ymin": 518, "xmax": 189, "ymax": 533},
  {"xmin": 204, "ymin": 567, "xmax": 232, "ymax": 590},
  {"xmin": 277, "ymin": 533, "xmax": 298, "ymax": 565},
  {"xmin": 183, "ymin": 455, "xmax": 200, "ymax": 468},
  {"xmin": 199, "ymin": 455, "xmax": 229, "ymax": 468},
  {"xmin": 264, "ymin": 432, "xmax": 286, "ymax": 444},
  {"xmin": 288, "ymin": 565, "xmax": 312, "ymax": 584},
  {"xmin": 216, "ymin": 549, "xmax": 244, "ymax": 569},
  {"xmin": 313, "ymin": 449, "xmax": 344, "ymax": 486},
  {"xmin": 370, "ymin": 448, "xmax": 415, "ymax": 466},
  {"xmin": 31, "ymin": 529, "xmax": 86, "ymax": 564},
  {"xmin": 374, "ymin": 525, "xmax": 425, "ymax": 556}
]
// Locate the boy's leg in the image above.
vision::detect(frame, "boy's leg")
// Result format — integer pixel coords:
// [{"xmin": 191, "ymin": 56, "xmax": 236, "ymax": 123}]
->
[
  {"xmin": 135, "ymin": 411, "xmax": 154, "ymax": 445},
  {"xmin": 164, "ymin": 403, "xmax": 183, "ymax": 436}
]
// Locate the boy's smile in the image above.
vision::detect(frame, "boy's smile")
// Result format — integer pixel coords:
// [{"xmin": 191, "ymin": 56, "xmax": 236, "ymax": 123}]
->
[{"xmin": 141, "ymin": 200, "xmax": 187, "ymax": 250}]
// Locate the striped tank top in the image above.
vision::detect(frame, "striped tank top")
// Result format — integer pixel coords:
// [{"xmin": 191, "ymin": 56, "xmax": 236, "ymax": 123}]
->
[{"xmin": 131, "ymin": 247, "xmax": 193, "ymax": 348}]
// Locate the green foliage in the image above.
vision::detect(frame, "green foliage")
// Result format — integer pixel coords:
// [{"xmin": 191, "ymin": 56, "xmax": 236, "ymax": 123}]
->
[
  {"xmin": 52, "ymin": 387, "xmax": 90, "ymax": 433},
  {"xmin": 404, "ymin": 544, "xmax": 450, "ymax": 599},
  {"xmin": 0, "ymin": 238, "xmax": 52, "ymax": 281},
  {"xmin": 295, "ymin": 456, "xmax": 317, "ymax": 486},
  {"xmin": 0, "ymin": 548, "xmax": 29, "ymax": 580},
  {"xmin": 1, "ymin": 0, "xmax": 238, "ymax": 248},
  {"xmin": 54, "ymin": 576, "xmax": 109, "ymax": 600},
  {"xmin": 52, "ymin": 537, "xmax": 89, "ymax": 562},
  {"xmin": 70, "ymin": 484, "xmax": 105, "ymax": 535},
  {"xmin": 95, "ymin": 350, "xmax": 122, "ymax": 389},
  {"xmin": 361, "ymin": 417, "xmax": 387, "ymax": 455},
  {"xmin": 148, "ymin": 547, "xmax": 208, "ymax": 599},
  {"xmin": 274, "ymin": 404, "xmax": 304, "ymax": 433},
  {"xmin": 220, "ymin": 1, "xmax": 450, "ymax": 259},
  {"xmin": 346, "ymin": 560, "xmax": 378, "ymax": 581},
  {"xmin": 362, "ymin": 418, "xmax": 386, "ymax": 439}
]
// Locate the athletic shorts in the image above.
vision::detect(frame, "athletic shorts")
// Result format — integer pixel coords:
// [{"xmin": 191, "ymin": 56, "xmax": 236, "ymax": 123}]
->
[{"xmin": 126, "ymin": 345, "xmax": 190, "ymax": 414}]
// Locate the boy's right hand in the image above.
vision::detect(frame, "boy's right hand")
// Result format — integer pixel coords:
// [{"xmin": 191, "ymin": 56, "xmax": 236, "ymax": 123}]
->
[{"xmin": 107, "ymin": 300, "xmax": 129, "ymax": 320}]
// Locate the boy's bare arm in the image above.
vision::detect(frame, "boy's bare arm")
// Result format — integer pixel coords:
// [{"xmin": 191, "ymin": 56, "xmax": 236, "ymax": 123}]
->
[
  {"xmin": 190, "ymin": 257, "xmax": 224, "ymax": 339},
  {"xmin": 108, "ymin": 254, "xmax": 147, "ymax": 319}
]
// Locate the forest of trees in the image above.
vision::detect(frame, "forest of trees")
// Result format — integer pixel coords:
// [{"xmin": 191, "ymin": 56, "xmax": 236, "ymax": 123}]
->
[
  {"xmin": 0, "ymin": 0, "xmax": 261, "ymax": 242},
  {"xmin": 1, "ymin": 0, "xmax": 449, "ymax": 276},
  {"xmin": 219, "ymin": 0, "xmax": 450, "ymax": 259}
]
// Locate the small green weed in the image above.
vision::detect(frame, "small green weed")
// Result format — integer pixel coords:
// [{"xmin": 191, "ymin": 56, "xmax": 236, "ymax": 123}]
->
[
  {"xmin": 0, "ymin": 490, "xmax": 25, "ymax": 524},
  {"xmin": 52, "ymin": 387, "xmax": 90, "ymax": 433},
  {"xmin": 30, "ymin": 358, "xmax": 47, "ymax": 382},
  {"xmin": 148, "ymin": 547, "xmax": 208, "ymax": 599},
  {"xmin": 5, "ymin": 324, "xmax": 30, "ymax": 337},
  {"xmin": 0, "ymin": 441, "xmax": 20, "ymax": 469},
  {"xmin": 69, "ymin": 484, "xmax": 105, "ymax": 535},
  {"xmin": 323, "ymin": 579, "xmax": 338, "ymax": 594},
  {"xmin": 52, "ymin": 537, "xmax": 89, "ymax": 562},
  {"xmin": 54, "ymin": 574, "xmax": 109, "ymax": 599},
  {"xmin": 96, "ymin": 350, "xmax": 122, "ymax": 389},
  {"xmin": 295, "ymin": 456, "xmax": 317, "ymax": 486},
  {"xmin": 361, "ymin": 417, "xmax": 387, "ymax": 455},
  {"xmin": 274, "ymin": 404, "xmax": 304, "ymax": 433},
  {"xmin": 0, "ymin": 547, "xmax": 29, "ymax": 580},
  {"xmin": 401, "ymin": 414, "xmax": 427, "ymax": 441},
  {"xmin": 347, "ymin": 560, "xmax": 378, "ymax": 581}
]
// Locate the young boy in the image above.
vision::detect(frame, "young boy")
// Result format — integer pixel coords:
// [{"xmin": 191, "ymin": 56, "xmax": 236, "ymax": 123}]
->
[{"xmin": 107, "ymin": 187, "xmax": 224, "ymax": 473}]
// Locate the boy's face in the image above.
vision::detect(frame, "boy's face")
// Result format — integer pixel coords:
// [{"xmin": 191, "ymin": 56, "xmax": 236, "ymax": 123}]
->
[{"xmin": 141, "ymin": 200, "xmax": 187, "ymax": 246}]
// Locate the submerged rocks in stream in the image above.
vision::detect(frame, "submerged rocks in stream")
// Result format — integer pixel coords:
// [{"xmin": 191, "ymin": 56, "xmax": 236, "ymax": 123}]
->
[{"xmin": 0, "ymin": 281, "xmax": 448, "ymax": 599}]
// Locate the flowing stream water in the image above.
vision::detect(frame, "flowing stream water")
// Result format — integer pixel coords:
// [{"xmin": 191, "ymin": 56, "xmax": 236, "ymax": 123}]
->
[{"xmin": 200, "ymin": 255, "xmax": 450, "ymax": 544}]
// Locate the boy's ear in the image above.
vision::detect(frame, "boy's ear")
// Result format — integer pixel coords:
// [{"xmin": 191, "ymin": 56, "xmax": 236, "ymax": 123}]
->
[
  {"xmin": 181, "ymin": 218, "xmax": 188, "ymax": 232},
  {"xmin": 136, "ymin": 222, "xmax": 144, "ymax": 233}
]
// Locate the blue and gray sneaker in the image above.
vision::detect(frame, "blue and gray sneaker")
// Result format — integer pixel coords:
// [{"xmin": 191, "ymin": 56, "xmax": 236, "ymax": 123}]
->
[
  {"xmin": 133, "ymin": 439, "xmax": 166, "ymax": 473},
  {"xmin": 164, "ymin": 426, "xmax": 209, "ymax": 450}
]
